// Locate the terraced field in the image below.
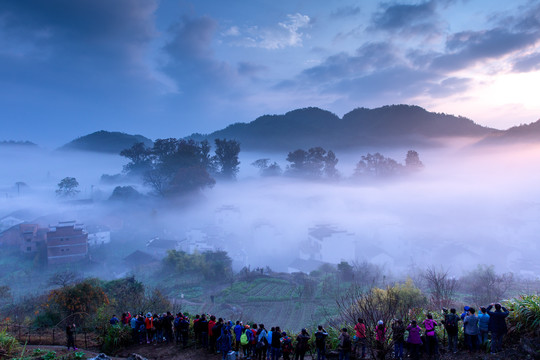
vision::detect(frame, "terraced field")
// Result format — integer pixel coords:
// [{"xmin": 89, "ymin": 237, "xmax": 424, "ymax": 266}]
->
[{"xmin": 178, "ymin": 276, "xmax": 338, "ymax": 331}]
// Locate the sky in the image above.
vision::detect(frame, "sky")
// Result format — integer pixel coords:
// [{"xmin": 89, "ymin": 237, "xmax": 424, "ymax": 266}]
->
[{"xmin": 1, "ymin": 0, "xmax": 540, "ymax": 147}]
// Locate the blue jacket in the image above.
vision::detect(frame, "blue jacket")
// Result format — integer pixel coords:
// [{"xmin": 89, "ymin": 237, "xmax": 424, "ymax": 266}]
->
[{"xmin": 478, "ymin": 313, "xmax": 490, "ymax": 331}]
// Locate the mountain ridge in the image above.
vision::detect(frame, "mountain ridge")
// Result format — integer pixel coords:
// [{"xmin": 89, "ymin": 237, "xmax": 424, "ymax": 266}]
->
[{"xmin": 58, "ymin": 130, "xmax": 153, "ymax": 154}]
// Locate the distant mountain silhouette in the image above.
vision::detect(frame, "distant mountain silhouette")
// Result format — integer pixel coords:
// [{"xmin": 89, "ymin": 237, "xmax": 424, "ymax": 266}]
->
[
  {"xmin": 476, "ymin": 118, "xmax": 540, "ymax": 146},
  {"xmin": 59, "ymin": 131, "xmax": 153, "ymax": 154},
  {"xmin": 189, "ymin": 105, "xmax": 497, "ymax": 151},
  {"xmin": 0, "ymin": 140, "xmax": 38, "ymax": 147}
]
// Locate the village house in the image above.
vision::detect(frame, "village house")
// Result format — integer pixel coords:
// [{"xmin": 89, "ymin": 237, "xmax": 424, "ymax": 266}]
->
[{"xmin": 46, "ymin": 221, "xmax": 89, "ymax": 265}]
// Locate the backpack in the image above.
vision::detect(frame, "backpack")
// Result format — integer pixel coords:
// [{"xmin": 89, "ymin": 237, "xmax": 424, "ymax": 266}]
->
[
  {"xmin": 282, "ymin": 337, "xmax": 293, "ymax": 353},
  {"xmin": 315, "ymin": 332, "xmax": 326, "ymax": 348},
  {"xmin": 174, "ymin": 317, "xmax": 181, "ymax": 327},
  {"xmin": 240, "ymin": 332, "xmax": 249, "ymax": 346}
]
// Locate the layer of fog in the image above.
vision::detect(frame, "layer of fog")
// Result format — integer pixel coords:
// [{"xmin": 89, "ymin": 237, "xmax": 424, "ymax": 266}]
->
[{"xmin": 1, "ymin": 142, "xmax": 540, "ymax": 281}]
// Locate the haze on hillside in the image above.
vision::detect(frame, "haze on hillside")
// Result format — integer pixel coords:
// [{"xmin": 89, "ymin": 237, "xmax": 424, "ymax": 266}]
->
[{"xmin": 1, "ymin": 135, "xmax": 539, "ymax": 298}]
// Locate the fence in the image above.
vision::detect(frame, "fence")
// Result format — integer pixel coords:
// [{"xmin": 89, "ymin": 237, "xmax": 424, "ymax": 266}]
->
[{"xmin": 0, "ymin": 322, "xmax": 99, "ymax": 349}]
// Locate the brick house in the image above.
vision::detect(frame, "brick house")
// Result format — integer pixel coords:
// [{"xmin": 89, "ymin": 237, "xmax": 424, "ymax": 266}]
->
[{"xmin": 46, "ymin": 221, "xmax": 88, "ymax": 265}]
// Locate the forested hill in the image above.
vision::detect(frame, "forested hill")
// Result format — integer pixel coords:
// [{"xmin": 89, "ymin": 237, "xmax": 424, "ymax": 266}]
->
[
  {"xmin": 58, "ymin": 131, "xmax": 153, "ymax": 154},
  {"xmin": 477, "ymin": 118, "xmax": 540, "ymax": 146},
  {"xmin": 189, "ymin": 105, "xmax": 498, "ymax": 151}
]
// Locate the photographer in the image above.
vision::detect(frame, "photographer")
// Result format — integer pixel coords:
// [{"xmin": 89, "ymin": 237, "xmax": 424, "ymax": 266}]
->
[
  {"xmin": 391, "ymin": 319, "xmax": 405, "ymax": 360},
  {"xmin": 442, "ymin": 308, "xmax": 459, "ymax": 354},
  {"xmin": 487, "ymin": 303, "xmax": 510, "ymax": 353}
]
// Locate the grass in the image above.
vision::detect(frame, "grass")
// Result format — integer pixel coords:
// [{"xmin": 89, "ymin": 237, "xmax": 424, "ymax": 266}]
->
[{"xmin": 507, "ymin": 295, "xmax": 540, "ymax": 333}]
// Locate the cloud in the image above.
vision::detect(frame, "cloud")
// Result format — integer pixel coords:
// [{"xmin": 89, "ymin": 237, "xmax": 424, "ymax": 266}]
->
[
  {"xmin": 512, "ymin": 52, "xmax": 540, "ymax": 72},
  {"xmin": 224, "ymin": 13, "xmax": 311, "ymax": 50},
  {"xmin": 0, "ymin": 0, "xmax": 163, "ymax": 142},
  {"xmin": 331, "ymin": 6, "xmax": 361, "ymax": 18},
  {"xmin": 431, "ymin": 28, "xmax": 540, "ymax": 72},
  {"xmin": 369, "ymin": 1, "xmax": 441, "ymax": 37}
]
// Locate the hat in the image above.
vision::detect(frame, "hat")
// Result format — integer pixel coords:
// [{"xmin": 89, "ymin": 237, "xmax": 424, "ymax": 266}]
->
[
  {"xmin": 281, "ymin": 332, "xmax": 287, "ymax": 336},
  {"xmin": 245, "ymin": 325, "xmax": 250, "ymax": 329},
  {"xmin": 464, "ymin": 306, "xmax": 470, "ymax": 311},
  {"xmin": 147, "ymin": 312, "xmax": 152, "ymax": 317},
  {"xmin": 378, "ymin": 320, "xmax": 383, "ymax": 325}
]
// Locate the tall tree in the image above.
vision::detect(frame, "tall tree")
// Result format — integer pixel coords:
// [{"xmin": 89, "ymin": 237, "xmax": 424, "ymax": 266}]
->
[
  {"xmin": 56, "ymin": 177, "xmax": 80, "ymax": 197},
  {"xmin": 405, "ymin": 150, "xmax": 424, "ymax": 171},
  {"xmin": 324, "ymin": 150, "xmax": 339, "ymax": 179},
  {"xmin": 119, "ymin": 142, "xmax": 152, "ymax": 176},
  {"xmin": 213, "ymin": 139, "xmax": 241, "ymax": 180}
]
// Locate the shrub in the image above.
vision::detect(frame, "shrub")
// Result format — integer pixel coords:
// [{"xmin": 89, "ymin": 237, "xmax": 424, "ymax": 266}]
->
[{"xmin": 0, "ymin": 327, "xmax": 21, "ymax": 358}]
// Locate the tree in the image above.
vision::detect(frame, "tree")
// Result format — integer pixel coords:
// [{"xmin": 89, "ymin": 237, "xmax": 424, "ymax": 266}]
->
[
  {"xmin": 421, "ymin": 266, "xmax": 459, "ymax": 308},
  {"xmin": 252, "ymin": 159, "xmax": 282, "ymax": 177},
  {"xmin": 48, "ymin": 270, "xmax": 81, "ymax": 288},
  {"xmin": 55, "ymin": 177, "xmax": 80, "ymax": 197},
  {"xmin": 213, "ymin": 139, "xmax": 241, "ymax": 180},
  {"xmin": 353, "ymin": 153, "xmax": 402, "ymax": 178},
  {"xmin": 337, "ymin": 261, "xmax": 354, "ymax": 281},
  {"xmin": 120, "ymin": 142, "xmax": 152, "ymax": 176},
  {"xmin": 286, "ymin": 147, "xmax": 339, "ymax": 179},
  {"xmin": 405, "ymin": 150, "xmax": 424, "ymax": 171},
  {"xmin": 324, "ymin": 150, "xmax": 339, "ymax": 179},
  {"xmin": 462, "ymin": 265, "xmax": 513, "ymax": 304}
]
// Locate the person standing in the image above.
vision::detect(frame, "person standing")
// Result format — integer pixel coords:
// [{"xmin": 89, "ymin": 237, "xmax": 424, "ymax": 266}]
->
[
  {"xmin": 406, "ymin": 321, "xmax": 422, "ymax": 360},
  {"xmin": 443, "ymin": 308, "xmax": 460, "ymax": 354},
  {"xmin": 66, "ymin": 323, "xmax": 77, "ymax": 351},
  {"xmin": 392, "ymin": 319, "xmax": 405, "ymax": 360},
  {"xmin": 375, "ymin": 320, "xmax": 386, "ymax": 360},
  {"xmin": 423, "ymin": 314, "xmax": 439, "ymax": 359},
  {"xmin": 464, "ymin": 308, "xmax": 479, "ymax": 353},
  {"xmin": 487, "ymin": 303, "xmax": 510, "ymax": 353},
  {"xmin": 314, "ymin": 325, "xmax": 328, "ymax": 360},
  {"xmin": 354, "ymin": 318, "xmax": 367, "ymax": 359},
  {"xmin": 478, "ymin": 307, "xmax": 490, "ymax": 349},
  {"xmin": 294, "ymin": 328, "xmax": 310, "ymax": 360},
  {"xmin": 338, "ymin": 328, "xmax": 351, "ymax": 360}
]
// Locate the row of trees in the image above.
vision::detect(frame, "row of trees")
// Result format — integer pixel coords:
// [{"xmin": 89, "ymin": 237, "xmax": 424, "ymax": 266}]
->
[
  {"xmin": 253, "ymin": 147, "xmax": 424, "ymax": 180},
  {"xmin": 120, "ymin": 138, "xmax": 240, "ymax": 196}
]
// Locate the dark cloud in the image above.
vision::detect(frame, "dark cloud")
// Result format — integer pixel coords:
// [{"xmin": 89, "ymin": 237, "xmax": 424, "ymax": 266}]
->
[
  {"xmin": 369, "ymin": 1, "xmax": 440, "ymax": 36},
  {"xmin": 512, "ymin": 52, "xmax": 540, "ymax": 72},
  {"xmin": 431, "ymin": 28, "xmax": 539, "ymax": 71},
  {"xmin": 162, "ymin": 16, "xmax": 235, "ymax": 96},
  {"xmin": 330, "ymin": 6, "xmax": 361, "ymax": 18},
  {"xmin": 0, "ymin": 0, "xmax": 161, "ymax": 141}
]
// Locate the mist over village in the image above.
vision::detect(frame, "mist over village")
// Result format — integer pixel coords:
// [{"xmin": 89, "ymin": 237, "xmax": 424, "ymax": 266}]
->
[{"xmin": 1, "ymin": 1, "xmax": 540, "ymax": 359}]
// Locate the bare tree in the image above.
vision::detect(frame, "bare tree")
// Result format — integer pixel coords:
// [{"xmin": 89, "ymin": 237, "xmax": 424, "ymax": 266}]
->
[
  {"xmin": 48, "ymin": 270, "xmax": 81, "ymax": 288},
  {"xmin": 332, "ymin": 284, "xmax": 421, "ymax": 360},
  {"xmin": 463, "ymin": 265, "xmax": 513, "ymax": 305},
  {"xmin": 421, "ymin": 266, "xmax": 460, "ymax": 309}
]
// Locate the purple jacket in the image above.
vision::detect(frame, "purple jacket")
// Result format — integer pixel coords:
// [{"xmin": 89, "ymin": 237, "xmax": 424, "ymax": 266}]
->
[{"xmin": 406, "ymin": 325, "xmax": 422, "ymax": 344}]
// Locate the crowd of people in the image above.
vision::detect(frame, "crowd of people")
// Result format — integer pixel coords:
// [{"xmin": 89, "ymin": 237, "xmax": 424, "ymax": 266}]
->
[{"xmin": 103, "ymin": 301, "xmax": 509, "ymax": 360}]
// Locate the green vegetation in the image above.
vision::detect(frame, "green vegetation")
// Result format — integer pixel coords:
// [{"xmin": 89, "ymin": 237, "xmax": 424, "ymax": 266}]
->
[{"xmin": 0, "ymin": 327, "xmax": 20, "ymax": 358}]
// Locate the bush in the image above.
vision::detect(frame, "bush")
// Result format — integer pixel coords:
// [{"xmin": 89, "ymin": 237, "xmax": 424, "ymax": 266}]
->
[
  {"xmin": 506, "ymin": 295, "xmax": 540, "ymax": 334},
  {"xmin": 0, "ymin": 328, "xmax": 21, "ymax": 358},
  {"xmin": 99, "ymin": 325, "xmax": 132, "ymax": 355}
]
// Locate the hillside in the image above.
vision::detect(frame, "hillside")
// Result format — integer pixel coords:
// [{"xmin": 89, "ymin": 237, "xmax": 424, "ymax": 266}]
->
[
  {"xmin": 59, "ymin": 131, "xmax": 153, "ymax": 154},
  {"xmin": 477, "ymin": 118, "xmax": 540, "ymax": 146},
  {"xmin": 189, "ymin": 105, "xmax": 498, "ymax": 151}
]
